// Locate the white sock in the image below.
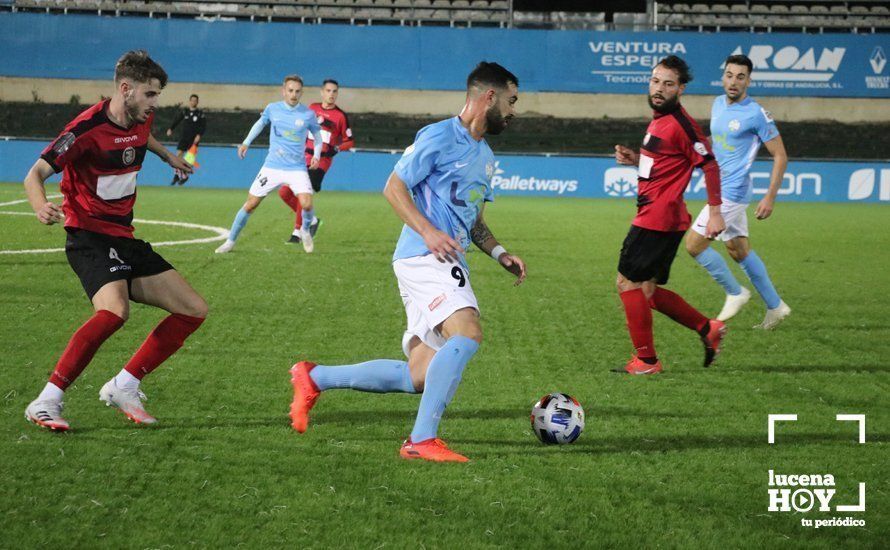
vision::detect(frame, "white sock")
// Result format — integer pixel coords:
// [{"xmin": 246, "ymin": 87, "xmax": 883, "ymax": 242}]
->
[
  {"xmin": 114, "ymin": 369, "xmax": 140, "ymax": 390},
  {"xmin": 37, "ymin": 382, "xmax": 64, "ymax": 402}
]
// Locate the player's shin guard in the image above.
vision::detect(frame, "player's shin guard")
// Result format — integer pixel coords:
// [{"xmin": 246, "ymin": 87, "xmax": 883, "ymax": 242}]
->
[
  {"xmin": 277, "ymin": 186, "xmax": 303, "ymax": 229},
  {"xmin": 694, "ymin": 247, "xmax": 742, "ymax": 296},
  {"xmin": 739, "ymin": 251, "xmax": 781, "ymax": 309},
  {"xmin": 227, "ymin": 208, "xmax": 251, "ymax": 242},
  {"xmin": 309, "ymin": 360, "xmax": 417, "ymax": 393},
  {"xmin": 123, "ymin": 314, "xmax": 205, "ymax": 379},
  {"xmin": 49, "ymin": 310, "xmax": 125, "ymax": 390},
  {"xmin": 409, "ymin": 336, "xmax": 478, "ymax": 442},
  {"xmin": 619, "ymin": 289, "xmax": 656, "ymax": 359},
  {"xmin": 648, "ymin": 287, "xmax": 709, "ymax": 332}
]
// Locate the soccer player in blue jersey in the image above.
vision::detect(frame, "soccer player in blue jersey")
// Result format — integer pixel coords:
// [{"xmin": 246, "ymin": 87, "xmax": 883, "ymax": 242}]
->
[
  {"xmin": 216, "ymin": 75, "xmax": 323, "ymax": 254},
  {"xmin": 685, "ymin": 55, "xmax": 791, "ymax": 329},
  {"xmin": 289, "ymin": 62, "xmax": 526, "ymax": 463}
]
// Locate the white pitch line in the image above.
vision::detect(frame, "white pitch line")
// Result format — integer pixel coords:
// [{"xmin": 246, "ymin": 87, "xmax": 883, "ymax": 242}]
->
[
  {"xmin": 0, "ymin": 205, "xmax": 228, "ymax": 254},
  {"xmin": 0, "ymin": 194, "xmax": 62, "ymax": 207}
]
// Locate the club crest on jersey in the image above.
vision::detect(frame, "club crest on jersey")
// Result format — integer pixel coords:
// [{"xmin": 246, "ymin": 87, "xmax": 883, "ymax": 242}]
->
[
  {"xmin": 122, "ymin": 146, "xmax": 136, "ymax": 166},
  {"xmin": 294, "ymin": 118, "xmax": 305, "ymax": 128},
  {"xmin": 694, "ymin": 142, "xmax": 708, "ymax": 156},
  {"xmin": 485, "ymin": 162, "xmax": 494, "ymax": 180},
  {"xmin": 729, "ymin": 119, "xmax": 741, "ymax": 132},
  {"xmin": 53, "ymin": 132, "xmax": 76, "ymax": 155},
  {"xmin": 317, "ymin": 116, "xmax": 324, "ymax": 124},
  {"xmin": 643, "ymin": 133, "xmax": 651, "ymax": 145}
]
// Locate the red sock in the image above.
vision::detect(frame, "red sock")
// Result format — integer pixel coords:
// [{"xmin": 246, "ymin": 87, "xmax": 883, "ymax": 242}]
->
[
  {"xmin": 277, "ymin": 186, "xmax": 302, "ymax": 229},
  {"xmin": 619, "ymin": 289, "xmax": 656, "ymax": 359},
  {"xmin": 50, "ymin": 310, "xmax": 125, "ymax": 390},
  {"xmin": 123, "ymin": 314, "xmax": 205, "ymax": 380},
  {"xmin": 649, "ymin": 287, "xmax": 709, "ymax": 332}
]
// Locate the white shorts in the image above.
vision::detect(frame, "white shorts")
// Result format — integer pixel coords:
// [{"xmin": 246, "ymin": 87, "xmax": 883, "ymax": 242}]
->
[
  {"xmin": 393, "ymin": 254, "xmax": 480, "ymax": 357},
  {"xmin": 691, "ymin": 199, "xmax": 749, "ymax": 241},
  {"xmin": 248, "ymin": 167, "xmax": 313, "ymax": 198}
]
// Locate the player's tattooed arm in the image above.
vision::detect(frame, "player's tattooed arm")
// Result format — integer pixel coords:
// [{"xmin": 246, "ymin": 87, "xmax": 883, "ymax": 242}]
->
[{"xmin": 470, "ymin": 215, "xmax": 498, "ymax": 254}]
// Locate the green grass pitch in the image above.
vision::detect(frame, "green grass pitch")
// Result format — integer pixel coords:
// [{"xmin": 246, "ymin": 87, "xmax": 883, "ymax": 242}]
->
[{"xmin": 0, "ymin": 182, "xmax": 887, "ymax": 548}]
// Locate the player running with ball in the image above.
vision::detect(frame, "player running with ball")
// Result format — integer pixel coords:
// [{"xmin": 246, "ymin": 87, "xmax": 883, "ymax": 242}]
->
[{"xmin": 289, "ymin": 62, "xmax": 527, "ymax": 463}]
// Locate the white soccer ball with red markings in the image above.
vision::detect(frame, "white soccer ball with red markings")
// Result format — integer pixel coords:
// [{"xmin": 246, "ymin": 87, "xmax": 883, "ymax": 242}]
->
[{"xmin": 530, "ymin": 392, "xmax": 585, "ymax": 445}]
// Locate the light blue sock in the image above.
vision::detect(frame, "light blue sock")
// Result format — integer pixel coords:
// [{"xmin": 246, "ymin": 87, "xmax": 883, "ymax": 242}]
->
[
  {"xmin": 410, "ymin": 335, "xmax": 479, "ymax": 442},
  {"xmin": 694, "ymin": 247, "xmax": 742, "ymax": 296},
  {"xmin": 227, "ymin": 207, "xmax": 251, "ymax": 242},
  {"xmin": 301, "ymin": 208, "xmax": 314, "ymax": 231},
  {"xmin": 309, "ymin": 359, "xmax": 417, "ymax": 394},
  {"xmin": 739, "ymin": 250, "xmax": 781, "ymax": 309}
]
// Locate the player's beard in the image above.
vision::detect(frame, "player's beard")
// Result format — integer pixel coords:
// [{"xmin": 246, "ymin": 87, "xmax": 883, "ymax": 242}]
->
[
  {"xmin": 648, "ymin": 93, "xmax": 680, "ymax": 114},
  {"xmin": 485, "ymin": 106, "xmax": 511, "ymax": 135},
  {"xmin": 124, "ymin": 92, "xmax": 147, "ymax": 124}
]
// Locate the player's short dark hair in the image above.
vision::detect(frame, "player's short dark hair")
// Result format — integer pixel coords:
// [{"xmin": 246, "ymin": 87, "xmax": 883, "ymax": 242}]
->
[
  {"xmin": 189, "ymin": 94, "xmax": 199, "ymax": 100},
  {"xmin": 724, "ymin": 54, "xmax": 753, "ymax": 75},
  {"xmin": 114, "ymin": 50, "xmax": 168, "ymax": 88},
  {"xmin": 322, "ymin": 79, "xmax": 339, "ymax": 88},
  {"xmin": 283, "ymin": 74, "xmax": 303, "ymax": 86},
  {"xmin": 467, "ymin": 61, "xmax": 518, "ymax": 91},
  {"xmin": 656, "ymin": 55, "xmax": 693, "ymax": 84}
]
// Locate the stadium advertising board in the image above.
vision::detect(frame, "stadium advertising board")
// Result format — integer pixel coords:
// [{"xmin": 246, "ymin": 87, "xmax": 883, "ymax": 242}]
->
[
  {"xmin": 0, "ymin": 12, "xmax": 887, "ymax": 97},
  {"xmin": 1, "ymin": 140, "xmax": 886, "ymax": 204}
]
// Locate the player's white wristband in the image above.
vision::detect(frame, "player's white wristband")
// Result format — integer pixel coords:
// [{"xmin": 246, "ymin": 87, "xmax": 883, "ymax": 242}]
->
[{"xmin": 490, "ymin": 245, "xmax": 507, "ymax": 261}]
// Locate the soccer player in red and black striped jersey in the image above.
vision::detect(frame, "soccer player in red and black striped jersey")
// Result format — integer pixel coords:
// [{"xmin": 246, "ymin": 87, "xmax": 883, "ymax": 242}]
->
[
  {"xmin": 612, "ymin": 56, "xmax": 727, "ymax": 375},
  {"xmin": 23, "ymin": 51, "xmax": 207, "ymax": 431},
  {"xmin": 278, "ymin": 79, "xmax": 355, "ymax": 243}
]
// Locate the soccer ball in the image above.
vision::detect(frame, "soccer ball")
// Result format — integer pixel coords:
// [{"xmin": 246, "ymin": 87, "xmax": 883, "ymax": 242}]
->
[{"xmin": 530, "ymin": 392, "xmax": 585, "ymax": 445}]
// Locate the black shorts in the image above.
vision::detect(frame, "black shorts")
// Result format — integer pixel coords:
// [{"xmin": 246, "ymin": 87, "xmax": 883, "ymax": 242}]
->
[
  {"xmin": 617, "ymin": 225, "xmax": 685, "ymax": 285},
  {"xmin": 177, "ymin": 136, "xmax": 196, "ymax": 152},
  {"xmin": 308, "ymin": 168, "xmax": 326, "ymax": 192},
  {"xmin": 65, "ymin": 228, "xmax": 174, "ymax": 300}
]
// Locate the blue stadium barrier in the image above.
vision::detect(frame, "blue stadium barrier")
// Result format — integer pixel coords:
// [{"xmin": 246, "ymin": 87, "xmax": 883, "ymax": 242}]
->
[
  {"xmin": 2, "ymin": 138, "xmax": 888, "ymax": 203},
  {"xmin": 0, "ymin": 12, "xmax": 887, "ymax": 97}
]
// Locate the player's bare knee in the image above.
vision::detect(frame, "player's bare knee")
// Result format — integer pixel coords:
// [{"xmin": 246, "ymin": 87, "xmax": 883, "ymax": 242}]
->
[
  {"xmin": 186, "ymin": 296, "xmax": 209, "ymax": 319},
  {"xmin": 98, "ymin": 303, "xmax": 129, "ymax": 322}
]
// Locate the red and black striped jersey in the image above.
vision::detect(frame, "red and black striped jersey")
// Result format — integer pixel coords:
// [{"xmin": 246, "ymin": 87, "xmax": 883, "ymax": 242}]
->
[
  {"xmin": 633, "ymin": 104, "xmax": 721, "ymax": 232},
  {"xmin": 304, "ymin": 103, "xmax": 354, "ymax": 172},
  {"xmin": 41, "ymin": 100, "xmax": 153, "ymax": 239}
]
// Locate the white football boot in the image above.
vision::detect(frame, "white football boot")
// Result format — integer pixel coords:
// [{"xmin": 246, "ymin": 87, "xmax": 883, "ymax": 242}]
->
[
  {"xmin": 755, "ymin": 300, "xmax": 791, "ymax": 330},
  {"xmin": 717, "ymin": 286, "xmax": 751, "ymax": 322},
  {"xmin": 99, "ymin": 379, "xmax": 157, "ymax": 424},
  {"xmin": 215, "ymin": 239, "xmax": 236, "ymax": 254},
  {"xmin": 300, "ymin": 227, "xmax": 314, "ymax": 253},
  {"xmin": 25, "ymin": 399, "xmax": 70, "ymax": 431}
]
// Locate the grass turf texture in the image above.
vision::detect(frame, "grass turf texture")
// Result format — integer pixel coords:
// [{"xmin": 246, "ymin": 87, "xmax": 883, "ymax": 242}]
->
[{"xmin": 0, "ymin": 182, "xmax": 887, "ymax": 548}]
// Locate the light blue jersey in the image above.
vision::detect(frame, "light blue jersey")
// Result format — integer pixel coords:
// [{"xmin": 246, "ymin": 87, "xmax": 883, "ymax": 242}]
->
[
  {"xmin": 392, "ymin": 117, "xmax": 496, "ymax": 267},
  {"xmin": 243, "ymin": 101, "xmax": 322, "ymax": 171},
  {"xmin": 710, "ymin": 95, "xmax": 780, "ymax": 204}
]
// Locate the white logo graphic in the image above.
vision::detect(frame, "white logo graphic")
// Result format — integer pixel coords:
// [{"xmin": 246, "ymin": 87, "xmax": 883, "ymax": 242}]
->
[
  {"xmin": 766, "ymin": 414, "xmax": 867, "ymax": 529},
  {"xmin": 122, "ymin": 146, "xmax": 135, "ymax": 166},
  {"xmin": 192, "ymin": 115, "xmax": 198, "ymax": 122},
  {"xmin": 870, "ymin": 46, "xmax": 886, "ymax": 74},
  {"xmin": 604, "ymin": 167, "xmax": 638, "ymax": 197},
  {"xmin": 643, "ymin": 133, "xmax": 651, "ymax": 145},
  {"xmin": 455, "ymin": 161, "xmax": 470, "ymax": 168},
  {"xmin": 317, "ymin": 116, "xmax": 325, "ymax": 124},
  {"xmin": 723, "ymin": 45, "xmax": 845, "ymax": 86},
  {"xmin": 485, "ymin": 162, "xmax": 494, "ymax": 180},
  {"xmin": 848, "ymin": 168, "xmax": 890, "ymax": 201},
  {"xmin": 693, "ymin": 142, "xmax": 708, "ymax": 156},
  {"xmin": 490, "ymin": 161, "xmax": 578, "ymax": 195},
  {"xmin": 294, "ymin": 118, "xmax": 305, "ymax": 128},
  {"xmin": 109, "ymin": 248, "xmax": 125, "ymax": 265},
  {"xmin": 728, "ymin": 119, "xmax": 741, "ymax": 132}
]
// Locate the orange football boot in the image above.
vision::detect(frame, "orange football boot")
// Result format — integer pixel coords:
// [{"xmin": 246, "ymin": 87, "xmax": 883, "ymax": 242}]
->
[
  {"xmin": 701, "ymin": 319, "xmax": 727, "ymax": 367},
  {"xmin": 399, "ymin": 438, "xmax": 469, "ymax": 463},
  {"xmin": 289, "ymin": 361, "xmax": 320, "ymax": 433},
  {"xmin": 624, "ymin": 355, "xmax": 663, "ymax": 375}
]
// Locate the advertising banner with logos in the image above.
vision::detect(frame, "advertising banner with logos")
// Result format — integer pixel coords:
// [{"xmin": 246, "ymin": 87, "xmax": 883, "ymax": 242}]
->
[
  {"xmin": 1, "ymin": 12, "xmax": 887, "ymax": 97},
  {"xmin": 1, "ymin": 139, "xmax": 887, "ymax": 204}
]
